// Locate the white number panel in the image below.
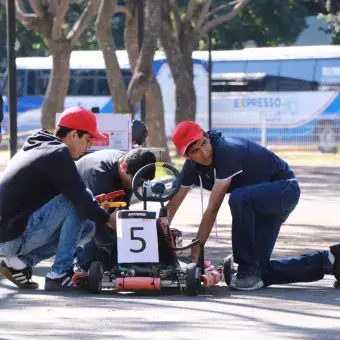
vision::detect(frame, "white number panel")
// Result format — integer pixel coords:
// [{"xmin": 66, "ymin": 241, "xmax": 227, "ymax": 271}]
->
[{"xmin": 116, "ymin": 210, "xmax": 159, "ymax": 263}]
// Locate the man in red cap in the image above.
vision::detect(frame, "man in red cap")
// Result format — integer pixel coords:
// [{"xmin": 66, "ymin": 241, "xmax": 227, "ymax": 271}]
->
[
  {"xmin": 0, "ymin": 107, "xmax": 118, "ymax": 291},
  {"xmin": 168, "ymin": 121, "xmax": 340, "ymax": 291}
]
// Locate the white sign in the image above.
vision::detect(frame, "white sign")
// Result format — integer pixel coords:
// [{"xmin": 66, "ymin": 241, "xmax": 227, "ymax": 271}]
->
[
  {"xmin": 55, "ymin": 113, "xmax": 132, "ymax": 151},
  {"xmin": 116, "ymin": 210, "xmax": 159, "ymax": 264}
]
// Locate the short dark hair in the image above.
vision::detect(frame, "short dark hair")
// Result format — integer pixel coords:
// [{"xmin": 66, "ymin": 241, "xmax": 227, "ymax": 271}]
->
[
  {"xmin": 121, "ymin": 148, "xmax": 156, "ymax": 180},
  {"xmin": 55, "ymin": 126, "xmax": 88, "ymax": 139}
]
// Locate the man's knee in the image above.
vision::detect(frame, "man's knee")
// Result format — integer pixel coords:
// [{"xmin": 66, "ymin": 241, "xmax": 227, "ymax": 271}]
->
[{"xmin": 229, "ymin": 187, "xmax": 248, "ymax": 208}]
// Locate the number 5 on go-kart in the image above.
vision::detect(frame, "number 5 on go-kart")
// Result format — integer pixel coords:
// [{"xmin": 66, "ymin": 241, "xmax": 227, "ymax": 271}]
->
[{"xmin": 72, "ymin": 162, "xmax": 225, "ymax": 296}]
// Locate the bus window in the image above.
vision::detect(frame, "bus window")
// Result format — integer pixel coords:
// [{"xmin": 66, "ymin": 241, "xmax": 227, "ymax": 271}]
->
[
  {"xmin": 275, "ymin": 77, "xmax": 318, "ymax": 91},
  {"xmin": 27, "ymin": 70, "xmax": 50, "ymax": 95},
  {"xmin": 279, "ymin": 59, "xmax": 316, "ymax": 82},
  {"xmin": 68, "ymin": 70, "xmax": 95, "ymax": 95},
  {"xmin": 315, "ymin": 58, "xmax": 340, "ymax": 86},
  {"xmin": 211, "ymin": 73, "xmax": 268, "ymax": 92},
  {"xmin": 97, "ymin": 79, "xmax": 110, "ymax": 95},
  {"xmin": 212, "ymin": 61, "xmax": 245, "ymax": 74},
  {"xmin": 3, "ymin": 69, "xmax": 25, "ymax": 97},
  {"xmin": 245, "ymin": 60, "xmax": 280, "ymax": 76}
]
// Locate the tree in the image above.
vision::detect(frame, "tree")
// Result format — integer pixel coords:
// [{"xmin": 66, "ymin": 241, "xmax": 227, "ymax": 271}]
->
[
  {"xmin": 125, "ymin": 0, "xmax": 170, "ymax": 161},
  {"xmin": 0, "ymin": 0, "xmax": 100, "ymax": 129},
  {"xmin": 96, "ymin": 0, "xmax": 130, "ymax": 113},
  {"xmin": 160, "ymin": 0, "xmax": 252, "ymax": 125},
  {"xmin": 0, "ymin": 5, "xmax": 48, "ymax": 73},
  {"xmin": 206, "ymin": 0, "xmax": 309, "ymax": 50}
]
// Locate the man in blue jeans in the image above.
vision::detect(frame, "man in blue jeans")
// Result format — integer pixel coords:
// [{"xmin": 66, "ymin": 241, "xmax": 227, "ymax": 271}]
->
[
  {"xmin": 0, "ymin": 107, "xmax": 117, "ymax": 291},
  {"xmin": 168, "ymin": 121, "xmax": 340, "ymax": 291}
]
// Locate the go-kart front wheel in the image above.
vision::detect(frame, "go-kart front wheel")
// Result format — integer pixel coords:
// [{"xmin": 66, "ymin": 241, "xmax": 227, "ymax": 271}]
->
[
  {"xmin": 186, "ymin": 263, "xmax": 201, "ymax": 296},
  {"xmin": 88, "ymin": 261, "xmax": 103, "ymax": 294},
  {"xmin": 223, "ymin": 254, "xmax": 236, "ymax": 286}
]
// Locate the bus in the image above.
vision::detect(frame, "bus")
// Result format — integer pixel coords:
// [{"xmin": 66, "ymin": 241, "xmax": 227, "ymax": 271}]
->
[
  {"xmin": 1, "ymin": 45, "xmax": 340, "ymax": 152},
  {"xmin": 193, "ymin": 45, "xmax": 340, "ymax": 153},
  {"xmin": 0, "ymin": 50, "xmax": 208, "ymax": 143}
]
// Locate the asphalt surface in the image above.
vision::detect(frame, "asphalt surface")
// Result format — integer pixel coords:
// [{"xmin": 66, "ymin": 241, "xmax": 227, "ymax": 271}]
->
[{"xmin": 0, "ymin": 165, "xmax": 340, "ymax": 340}]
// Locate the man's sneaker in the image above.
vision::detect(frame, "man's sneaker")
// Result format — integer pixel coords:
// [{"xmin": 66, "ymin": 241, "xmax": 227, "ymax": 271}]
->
[
  {"xmin": 229, "ymin": 271, "xmax": 264, "ymax": 291},
  {"xmin": 44, "ymin": 271, "xmax": 78, "ymax": 291},
  {"xmin": 0, "ymin": 261, "xmax": 39, "ymax": 289},
  {"xmin": 330, "ymin": 244, "xmax": 340, "ymax": 282}
]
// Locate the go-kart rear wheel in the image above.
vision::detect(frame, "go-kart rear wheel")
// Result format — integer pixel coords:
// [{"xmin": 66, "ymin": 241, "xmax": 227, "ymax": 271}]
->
[
  {"xmin": 223, "ymin": 254, "xmax": 235, "ymax": 286},
  {"xmin": 186, "ymin": 263, "xmax": 201, "ymax": 296},
  {"xmin": 88, "ymin": 261, "xmax": 103, "ymax": 294}
]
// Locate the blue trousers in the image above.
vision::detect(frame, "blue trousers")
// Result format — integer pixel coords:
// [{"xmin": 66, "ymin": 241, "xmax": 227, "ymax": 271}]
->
[
  {"xmin": 229, "ymin": 180, "xmax": 302, "ymax": 277},
  {"xmin": 0, "ymin": 194, "xmax": 95, "ymax": 273}
]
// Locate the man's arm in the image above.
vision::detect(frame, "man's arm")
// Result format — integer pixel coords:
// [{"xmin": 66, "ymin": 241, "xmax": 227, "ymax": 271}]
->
[
  {"xmin": 167, "ymin": 186, "xmax": 189, "ymax": 224},
  {"xmin": 191, "ymin": 178, "xmax": 232, "ymax": 262}
]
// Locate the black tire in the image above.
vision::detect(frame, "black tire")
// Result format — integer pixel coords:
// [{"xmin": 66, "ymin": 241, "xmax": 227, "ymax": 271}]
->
[
  {"xmin": 88, "ymin": 261, "xmax": 103, "ymax": 294},
  {"xmin": 223, "ymin": 254, "xmax": 235, "ymax": 286},
  {"xmin": 316, "ymin": 123, "xmax": 338, "ymax": 154},
  {"xmin": 186, "ymin": 263, "xmax": 200, "ymax": 296},
  {"xmin": 334, "ymin": 280, "xmax": 340, "ymax": 288}
]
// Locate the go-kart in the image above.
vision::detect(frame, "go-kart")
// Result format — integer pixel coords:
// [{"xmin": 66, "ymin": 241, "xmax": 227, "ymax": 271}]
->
[{"xmin": 72, "ymin": 162, "xmax": 224, "ymax": 296}]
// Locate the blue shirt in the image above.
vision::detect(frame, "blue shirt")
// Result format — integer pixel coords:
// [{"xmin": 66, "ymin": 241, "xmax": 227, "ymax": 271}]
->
[{"xmin": 180, "ymin": 131, "xmax": 294, "ymax": 193}]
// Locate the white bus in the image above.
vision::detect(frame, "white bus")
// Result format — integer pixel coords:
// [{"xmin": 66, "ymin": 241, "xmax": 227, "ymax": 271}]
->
[
  {"xmin": 193, "ymin": 45, "xmax": 340, "ymax": 152},
  {"xmin": 2, "ymin": 45, "xmax": 340, "ymax": 151},
  {"xmin": 0, "ymin": 50, "xmax": 208, "ymax": 139}
]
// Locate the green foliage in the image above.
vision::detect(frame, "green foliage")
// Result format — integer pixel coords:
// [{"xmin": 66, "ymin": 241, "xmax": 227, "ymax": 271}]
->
[
  {"xmin": 0, "ymin": 5, "xmax": 48, "ymax": 72},
  {"xmin": 319, "ymin": 12, "xmax": 340, "ymax": 44},
  {"xmin": 199, "ymin": 0, "xmax": 310, "ymax": 50},
  {"xmin": 0, "ymin": 0, "xmax": 126, "ymax": 73}
]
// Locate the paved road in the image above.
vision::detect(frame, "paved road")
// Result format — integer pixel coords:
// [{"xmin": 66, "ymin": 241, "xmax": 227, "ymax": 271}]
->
[{"xmin": 1, "ymin": 165, "xmax": 340, "ymax": 340}]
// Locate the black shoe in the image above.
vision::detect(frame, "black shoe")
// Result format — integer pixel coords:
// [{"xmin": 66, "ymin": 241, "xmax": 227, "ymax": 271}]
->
[
  {"xmin": 0, "ymin": 261, "xmax": 39, "ymax": 289},
  {"xmin": 44, "ymin": 271, "xmax": 78, "ymax": 291},
  {"xmin": 330, "ymin": 244, "xmax": 340, "ymax": 281},
  {"xmin": 223, "ymin": 254, "xmax": 236, "ymax": 286}
]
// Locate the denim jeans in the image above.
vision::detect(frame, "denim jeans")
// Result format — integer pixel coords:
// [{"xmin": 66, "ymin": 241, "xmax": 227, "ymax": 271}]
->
[
  {"xmin": 263, "ymin": 250, "xmax": 333, "ymax": 286},
  {"xmin": 229, "ymin": 179, "xmax": 301, "ymax": 275},
  {"xmin": 0, "ymin": 194, "xmax": 95, "ymax": 273}
]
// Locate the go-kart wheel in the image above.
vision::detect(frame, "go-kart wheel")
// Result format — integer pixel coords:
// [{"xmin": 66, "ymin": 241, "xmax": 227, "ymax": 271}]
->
[
  {"xmin": 334, "ymin": 280, "xmax": 340, "ymax": 288},
  {"xmin": 88, "ymin": 261, "xmax": 103, "ymax": 294},
  {"xmin": 132, "ymin": 162, "xmax": 181, "ymax": 202},
  {"xmin": 186, "ymin": 263, "xmax": 201, "ymax": 296},
  {"xmin": 223, "ymin": 254, "xmax": 236, "ymax": 286}
]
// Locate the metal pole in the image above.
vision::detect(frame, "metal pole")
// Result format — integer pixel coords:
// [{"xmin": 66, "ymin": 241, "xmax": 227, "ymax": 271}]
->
[
  {"xmin": 6, "ymin": 0, "xmax": 17, "ymax": 157},
  {"xmin": 208, "ymin": 30, "xmax": 212, "ymax": 130},
  {"xmin": 138, "ymin": 0, "xmax": 146, "ymax": 123}
]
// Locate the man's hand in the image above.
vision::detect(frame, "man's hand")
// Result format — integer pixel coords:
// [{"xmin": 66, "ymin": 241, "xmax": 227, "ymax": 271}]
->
[
  {"xmin": 190, "ymin": 242, "xmax": 201, "ymax": 263},
  {"xmin": 106, "ymin": 210, "xmax": 118, "ymax": 229}
]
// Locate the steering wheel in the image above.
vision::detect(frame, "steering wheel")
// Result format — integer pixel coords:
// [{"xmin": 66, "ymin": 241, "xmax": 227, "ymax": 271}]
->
[{"xmin": 132, "ymin": 162, "xmax": 181, "ymax": 202}]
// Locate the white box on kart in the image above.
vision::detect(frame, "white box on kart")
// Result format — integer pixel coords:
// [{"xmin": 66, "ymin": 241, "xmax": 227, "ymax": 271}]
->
[{"xmin": 116, "ymin": 210, "xmax": 160, "ymax": 264}]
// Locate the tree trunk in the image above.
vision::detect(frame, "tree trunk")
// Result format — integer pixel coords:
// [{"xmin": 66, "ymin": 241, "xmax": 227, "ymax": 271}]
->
[
  {"xmin": 145, "ymin": 79, "xmax": 170, "ymax": 162},
  {"xmin": 96, "ymin": 0, "xmax": 130, "ymax": 114},
  {"xmin": 41, "ymin": 41, "xmax": 71, "ymax": 129},
  {"xmin": 160, "ymin": 10, "xmax": 196, "ymax": 125},
  {"xmin": 126, "ymin": 0, "xmax": 160, "ymax": 112},
  {"xmin": 124, "ymin": 0, "xmax": 170, "ymax": 161}
]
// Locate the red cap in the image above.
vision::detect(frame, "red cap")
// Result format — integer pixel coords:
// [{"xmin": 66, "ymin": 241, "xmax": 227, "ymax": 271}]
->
[
  {"xmin": 57, "ymin": 107, "xmax": 107, "ymax": 141},
  {"xmin": 171, "ymin": 121, "xmax": 204, "ymax": 155}
]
